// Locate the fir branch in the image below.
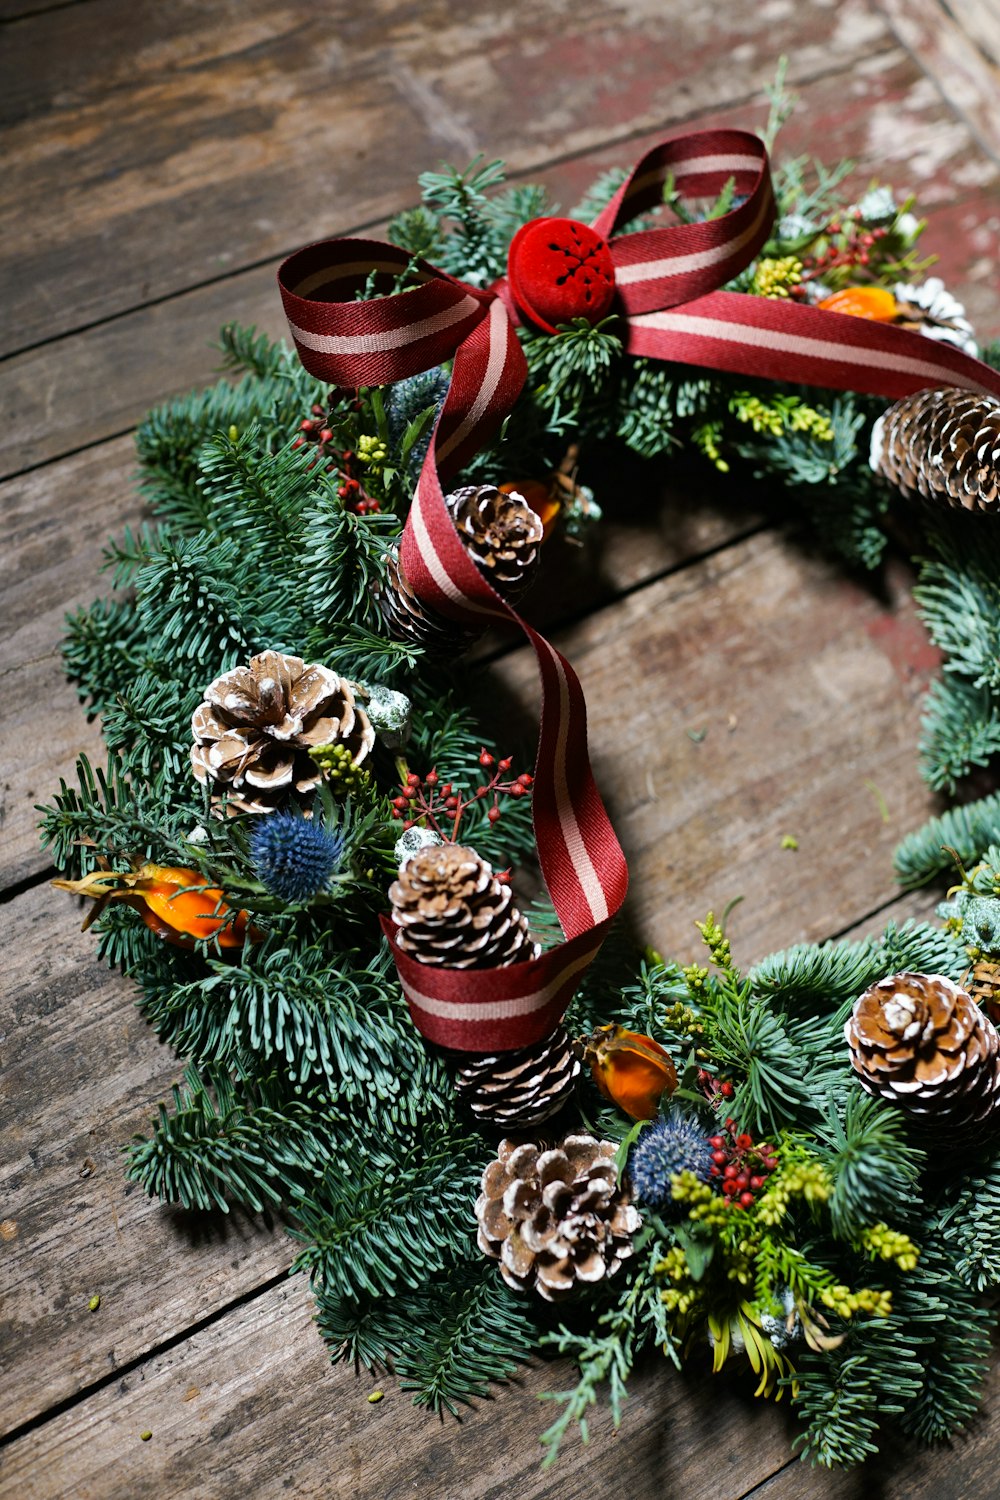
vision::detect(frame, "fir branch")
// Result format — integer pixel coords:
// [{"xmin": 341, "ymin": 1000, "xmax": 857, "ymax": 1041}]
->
[
  {"xmin": 893, "ymin": 791, "xmax": 1000, "ymax": 887},
  {"xmin": 917, "ymin": 674, "xmax": 1000, "ymax": 793},
  {"xmin": 289, "ymin": 1126, "xmax": 481, "ymax": 1301},
  {"xmin": 395, "ymin": 1268, "xmax": 538, "ymax": 1414},
  {"xmin": 815, "ymin": 1093, "xmax": 925, "ymax": 1239},
  {"xmin": 126, "ymin": 1063, "xmax": 343, "ymax": 1213},
  {"xmin": 216, "ymin": 323, "xmax": 287, "ymax": 380}
]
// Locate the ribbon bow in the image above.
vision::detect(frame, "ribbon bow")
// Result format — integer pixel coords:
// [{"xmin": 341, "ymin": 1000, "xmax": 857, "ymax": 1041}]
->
[{"xmin": 279, "ymin": 129, "xmax": 1000, "ymax": 1054}]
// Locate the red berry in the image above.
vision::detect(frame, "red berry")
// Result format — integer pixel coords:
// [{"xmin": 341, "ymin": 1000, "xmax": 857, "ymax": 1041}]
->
[
  {"xmin": 445, "ymin": 796, "xmax": 460, "ymax": 810},
  {"xmin": 723, "ymin": 1164, "xmax": 738, "ymax": 1180},
  {"xmin": 736, "ymin": 1133, "xmax": 753, "ymax": 1152},
  {"xmin": 709, "ymin": 1165, "xmax": 721, "ymax": 1177},
  {"xmin": 711, "ymin": 1150, "xmax": 728, "ymax": 1166},
  {"xmin": 402, "ymin": 819, "xmax": 415, "ymax": 830},
  {"xmin": 440, "ymin": 784, "xmax": 452, "ymax": 795},
  {"xmin": 722, "ymin": 1180, "xmax": 739, "ymax": 1197},
  {"xmin": 739, "ymin": 1191, "xmax": 755, "ymax": 1209},
  {"xmin": 763, "ymin": 1156, "xmax": 778, "ymax": 1172},
  {"xmin": 392, "ymin": 796, "xmax": 408, "ymax": 811},
  {"xmin": 300, "ymin": 419, "xmax": 313, "ymax": 431},
  {"xmin": 406, "ymin": 773, "xmax": 420, "ymax": 786},
  {"xmin": 479, "ymin": 751, "xmax": 495, "ymax": 767},
  {"xmin": 487, "ymin": 806, "xmax": 501, "ymax": 824},
  {"xmin": 425, "ymin": 771, "xmax": 438, "ymax": 787},
  {"xmin": 498, "ymin": 757, "xmax": 513, "ymax": 770},
  {"xmin": 319, "ymin": 428, "xmax": 333, "ymax": 444},
  {"xmin": 292, "ymin": 436, "xmax": 305, "ymax": 449},
  {"xmin": 750, "ymin": 1175, "xmax": 765, "ymax": 1190},
  {"xmin": 510, "ymin": 784, "xmax": 525, "ymax": 797},
  {"xmin": 338, "ymin": 486, "xmax": 348, "ymax": 498},
  {"xmin": 311, "ymin": 404, "xmax": 324, "ymax": 416},
  {"xmin": 709, "ymin": 1135, "xmax": 725, "ymax": 1150},
  {"xmin": 391, "ymin": 808, "xmax": 403, "ymax": 820},
  {"xmin": 475, "ymin": 786, "xmax": 488, "ymax": 799},
  {"xmin": 518, "ymin": 773, "xmax": 533, "ymax": 787},
  {"xmin": 720, "ymin": 1082, "xmax": 734, "ymax": 1099},
  {"xmin": 735, "ymin": 1172, "xmax": 750, "ymax": 1190}
]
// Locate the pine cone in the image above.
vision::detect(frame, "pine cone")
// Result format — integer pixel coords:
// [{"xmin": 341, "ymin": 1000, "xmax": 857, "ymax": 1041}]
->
[
  {"xmin": 445, "ymin": 485, "xmax": 544, "ymax": 600},
  {"xmin": 376, "ymin": 549, "xmax": 478, "ymax": 659},
  {"xmin": 870, "ymin": 387, "xmax": 1000, "ymax": 514},
  {"xmin": 454, "ymin": 1025, "xmax": 581, "ymax": 1129},
  {"xmin": 475, "ymin": 1134, "xmax": 641, "ymax": 1300},
  {"xmin": 376, "ymin": 485, "xmax": 544, "ymax": 656},
  {"xmin": 388, "ymin": 844, "xmax": 539, "ymax": 969},
  {"xmin": 966, "ymin": 959, "xmax": 1000, "ymax": 1026},
  {"xmin": 191, "ymin": 650, "xmax": 374, "ymax": 816},
  {"xmin": 845, "ymin": 971, "xmax": 1000, "ymax": 1135}
]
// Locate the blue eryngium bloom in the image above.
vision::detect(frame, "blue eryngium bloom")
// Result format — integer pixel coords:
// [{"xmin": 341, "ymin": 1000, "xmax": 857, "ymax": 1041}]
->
[
  {"xmin": 249, "ymin": 812, "xmax": 345, "ymax": 903},
  {"xmin": 629, "ymin": 1112, "xmax": 714, "ymax": 1209}
]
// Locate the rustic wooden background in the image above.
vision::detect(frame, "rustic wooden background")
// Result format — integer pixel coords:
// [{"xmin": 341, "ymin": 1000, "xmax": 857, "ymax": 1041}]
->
[{"xmin": 2, "ymin": 1, "xmax": 999, "ymax": 1495}]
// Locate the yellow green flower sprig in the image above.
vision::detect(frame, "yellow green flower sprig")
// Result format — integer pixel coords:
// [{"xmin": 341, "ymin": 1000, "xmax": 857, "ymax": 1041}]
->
[{"xmin": 653, "ymin": 1136, "xmax": 920, "ymax": 1400}]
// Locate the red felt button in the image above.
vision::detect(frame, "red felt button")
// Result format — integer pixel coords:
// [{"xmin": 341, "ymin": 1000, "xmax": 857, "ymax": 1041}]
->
[{"xmin": 507, "ymin": 217, "xmax": 616, "ymax": 333}]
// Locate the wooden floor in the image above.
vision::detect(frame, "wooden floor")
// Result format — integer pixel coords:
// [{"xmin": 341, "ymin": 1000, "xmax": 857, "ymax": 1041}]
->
[{"xmin": 2, "ymin": 2, "xmax": 1000, "ymax": 1496}]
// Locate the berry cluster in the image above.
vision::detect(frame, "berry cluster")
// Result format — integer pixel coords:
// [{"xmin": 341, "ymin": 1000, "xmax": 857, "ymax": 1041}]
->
[
  {"xmin": 391, "ymin": 750, "xmax": 533, "ymax": 842},
  {"xmin": 706, "ymin": 1116, "xmax": 779, "ymax": 1210},
  {"xmin": 291, "ymin": 405, "xmax": 381, "ymax": 513},
  {"xmin": 792, "ymin": 210, "xmax": 893, "ymax": 295}
]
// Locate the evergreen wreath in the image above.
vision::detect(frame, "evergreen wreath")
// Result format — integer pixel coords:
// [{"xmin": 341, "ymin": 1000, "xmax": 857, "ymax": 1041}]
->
[{"xmin": 44, "ymin": 79, "xmax": 1000, "ymax": 1472}]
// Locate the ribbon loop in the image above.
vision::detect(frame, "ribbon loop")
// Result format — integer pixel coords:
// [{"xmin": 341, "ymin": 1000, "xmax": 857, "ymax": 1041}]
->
[{"xmin": 593, "ymin": 129, "xmax": 776, "ymax": 314}]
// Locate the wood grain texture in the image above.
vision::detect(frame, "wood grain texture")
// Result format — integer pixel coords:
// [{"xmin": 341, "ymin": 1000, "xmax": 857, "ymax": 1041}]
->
[
  {"xmin": 877, "ymin": 0, "xmax": 1000, "ymax": 160},
  {"xmin": 0, "ymin": 886, "xmax": 292, "ymax": 1437},
  {"xmin": 487, "ymin": 531, "xmax": 942, "ymax": 969},
  {"xmin": 0, "ymin": 437, "xmax": 148, "ymax": 891},
  {"xmin": 0, "ymin": 0, "xmax": 892, "ymax": 356}
]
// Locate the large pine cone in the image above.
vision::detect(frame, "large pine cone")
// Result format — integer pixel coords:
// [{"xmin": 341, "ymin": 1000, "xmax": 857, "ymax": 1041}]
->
[
  {"xmin": 446, "ymin": 484, "xmax": 543, "ymax": 600},
  {"xmin": 388, "ymin": 844, "xmax": 539, "ymax": 969},
  {"xmin": 191, "ymin": 650, "xmax": 374, "ymax": 815},
  {"xmin": 455, "ymin": 1025, "xmax": 581, "ymax": 1129},
  {"xmin": 870, "ymin": 387, "xmax": 1000, "ymax": 514},
  {"xmin": 845, "ymin": 971, "xmax": 1000, "ymax": 1135},
  {"xmin": 475, "ymin": 1135, "xmax": 640, "ymax": 1300}
]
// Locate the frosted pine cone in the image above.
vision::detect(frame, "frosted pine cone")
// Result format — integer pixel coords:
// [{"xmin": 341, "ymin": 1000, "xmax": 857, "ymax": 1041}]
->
[
  {"xmin": 191, "ymin": 650, "xmax": 374, "ymax": 816},
  {"xmin": 870, "ymin": 387, "xmax": 1000, "ymax": 515},
  {"xmin": 845, "ymin": 971, "xmax": 1000, "ymax": 1135},
  {"xmin": 891, "ymin": 277, "xmax": 978, "ymax": 356},
  {"xmin": 388, "ymin": 844, "xmax": 539, "ymax": 969},
  {"xmin": 475, "ymin": 1135, "xmax": 640, "ymax": 1301},
  {"xmin": 454, "ymin": 1025, "xmax": 581, "ymax": 1129}
]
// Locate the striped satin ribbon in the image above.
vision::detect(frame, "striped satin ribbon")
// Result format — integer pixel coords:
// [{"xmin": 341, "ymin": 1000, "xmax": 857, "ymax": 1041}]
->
[{"xmin": 279, "ymin": 128, "xmax": 1000, "ymax": 1053}]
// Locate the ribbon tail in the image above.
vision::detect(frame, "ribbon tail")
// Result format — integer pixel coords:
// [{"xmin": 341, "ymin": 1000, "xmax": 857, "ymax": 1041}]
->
[{"xmin": 625, "ymin": 290, "xmax": 1000, "ymax": 401}]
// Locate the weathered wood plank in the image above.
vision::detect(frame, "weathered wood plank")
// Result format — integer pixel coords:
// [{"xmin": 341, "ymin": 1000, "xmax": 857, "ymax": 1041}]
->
[
  {"xmin": 0, "ymin": 884, "xmax": 292, "ymax": 1438},
  {"xmin": 487, "ymin": 531, "xmax": 943, "ymax": 970},
  {"xmin": 0, "ymin": 437, "xmax": 148, "ymax": 891},
  {"xmin": 0, "ymin": 0, "xmax": 893, "ymax": 356},
  {"xmin": 3, "ymin": 1091, "xmax": 987, "ymax": 1500},
  {"xmin": 877, "ymin": 0, "xmax": 1000, "ymax": 160},
  {"xmin": 2, "ymin": 42, "xmax": 997, "ymax": 485}
]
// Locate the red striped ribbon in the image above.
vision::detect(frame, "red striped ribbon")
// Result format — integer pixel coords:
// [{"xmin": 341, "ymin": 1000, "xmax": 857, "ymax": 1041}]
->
[{"xmin": 279, "ymin": 128, "xmax": 1000, "ymax": 1053}]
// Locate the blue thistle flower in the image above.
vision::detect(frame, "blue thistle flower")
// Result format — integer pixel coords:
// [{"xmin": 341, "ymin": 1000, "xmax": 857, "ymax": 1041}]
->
[
  {"xmin": 249, "ymin": 813, "xmax": 345, "ymax": 903},
  {"xmin": 629, "ymin": 1112, "xmax": 714, "ymax": 1209}
]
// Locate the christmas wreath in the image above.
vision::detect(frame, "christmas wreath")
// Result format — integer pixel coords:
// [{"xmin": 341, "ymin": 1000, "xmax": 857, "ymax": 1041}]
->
[{"xmin": 44, "ymin": 82, "xmax": 1000, "ymax": 1471}]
